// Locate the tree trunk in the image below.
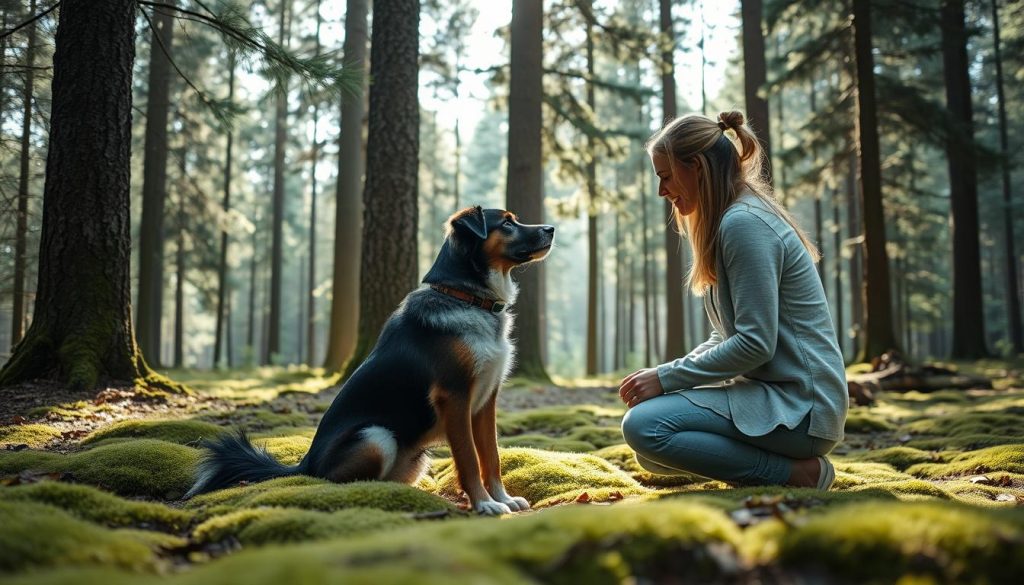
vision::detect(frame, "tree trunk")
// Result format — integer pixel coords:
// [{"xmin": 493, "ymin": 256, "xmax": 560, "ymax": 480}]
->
[
  {"xmin": 136, "ymin": 0, "xmax": 176, "ymax": 368},
  {"xmin": 991, "ymin": 0, "xmax": 1021, "ymax": 354},
  {"xmin": 214, "ymin": 53, "xmax": 235, "ymax": 368},
  {"xmin": 324, "ymin": 0, "xmax": 369, "ymax": 373},
  {"xmin": 505, "ymin": 0, "xmax": 549, "ymax": 381},
  {"xmin": 852, "ymin": 0, "xmax": 898, "ymax": 362},
  {"xmin": 307, "ymin": 0, "xmax": 323, "ymax": 366},
  {"xmin": 585, "ymin": 6, "xmax": 599, "ymax": 375},
  {"xmin": 173, "ymin": 181, "xmax": 185, "ymax": 369},
  {"xmin": 0, "ymin": 0, "xmax": 178, "ymax": 392},
  {"xmin": 268, "ymin": 0, "xmax": 290, "ymax": 363},
  {"xmin": 342, "ymin": 0, "xmax": 420, "ymax": 379},
  {"xmin": 660, "ymin": 0, "xmax": 685, "ymax": 363},
  {"xmin": 740, "ymin": 0, "xmax": 772, "ymax": 177},
  {"xmin": 832, "ymin": 181, "xmax": 844, "ymax": 359},
  {"xmin": 942, "ymin": 0, "xmax": 987, "ymax": 358},
  {"xmin": 247, "ymin": 221, "xmax": 258, "ymax": 364},
  {"xmin": 11, "ymin": 0, "xmax": 38, "ymax": 349}
]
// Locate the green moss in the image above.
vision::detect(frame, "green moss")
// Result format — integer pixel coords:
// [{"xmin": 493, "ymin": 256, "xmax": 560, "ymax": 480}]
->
[
  {"xmin": 565, "ymin": 425, "xmax": 625, "ymax": 449},
  {"xmin": 939, "ymin": 476, "xmax": 1024, "ymax": 507},
  {"xmin": 844, "ymin": 479, "xmax": 951, "ymax": 500},
  {"xmin": 903, "ymin": 412, "xmax": 1024, "ymax": 438},
  {"xmin": 434, "ymin": 448, "xmax": 645, "ymax": 506},
  {"xmin": 0, "ymin": 423, "xmax": 63, "ymax": 448},
  {"xmin": 193, "ymin": 507, "xmax": 415, "ymax": 546},
  {"xmin": 832, "ymin": 462, "xmax": 915, "ymax": 489},
  {"xmin": 843, "ymin": 410, "xmax": 895, "ymax": 433},
  {"xmin": 907, "ymin": 444, "xmax": 1024, "ymax": 478},
  {"xmin": 593, "ymin": 444, "xmax": 705, "ymax": 487},
  {"xmin": 0, "ymin": 481, "xmax": 192, "ymax": 530},
  {"xmin": 847, "ymin": 447, "xmax": 945, "ymax": 470},
  {"xmin": 497, "ymin": 406, "xmax": 601, "ymax": 436},
  {"xmin": 0, "ymin": 449, "xmax": 64, "ymax": 475},
  {"xmin": 82, "ymin": 419, "xmax": 226, "ymax": 446},
  {"xmin": 775, "ymin": 502, "xmax": 1024, "ymax": 583},
  {"xmin": 257, "ymin": 435, "xmax": 312, "ymax": 465},
  {"xmin": 186, "ymin": 476, "xmax": 454, "ymax": 518},
  {"xmin": 0, "ymin": 501, "xmax": 162, "ymax": 573},
  {"xmin": 0, "ymin": 439, "xmax": 198, "ymax": 499},
  {"xmin": 905, "ymin": 434, "xmax": 1020, "ymax": 451},
  {"xmin": 428, "ymin": 499, "xmax": 743, "ymax": 584},
  {"xmin": 498, "ymin": 434, "xmax": 596, "ymax": 452},
  {"xmin": 201, "ymin": 408, "xmax": 312, "ymax": 431}
]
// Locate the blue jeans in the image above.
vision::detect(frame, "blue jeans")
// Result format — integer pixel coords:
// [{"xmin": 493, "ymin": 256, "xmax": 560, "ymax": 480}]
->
[{"xmin": 620, "ymin": 392, "xmax": 838, "ymax": 486}]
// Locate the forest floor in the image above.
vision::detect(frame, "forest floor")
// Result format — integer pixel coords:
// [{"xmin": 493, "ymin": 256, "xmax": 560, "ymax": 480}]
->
[{"xmin": 1, "ymin": 361, "xmax": 1023, "ymax": 584}]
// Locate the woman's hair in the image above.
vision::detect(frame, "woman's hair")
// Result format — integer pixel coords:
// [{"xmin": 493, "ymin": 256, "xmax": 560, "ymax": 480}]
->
[{"xmin": 644, "ymin": 111, "xmax": 820, "ymax": 295}]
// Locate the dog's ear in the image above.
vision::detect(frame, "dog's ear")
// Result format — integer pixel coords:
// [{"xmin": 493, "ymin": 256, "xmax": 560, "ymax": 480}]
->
[{"xmin": 451, "ymin": 206, "xmax": 487, "ymax": 240}]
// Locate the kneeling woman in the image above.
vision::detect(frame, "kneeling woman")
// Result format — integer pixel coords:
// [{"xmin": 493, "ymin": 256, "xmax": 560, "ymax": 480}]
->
[{"xmin": 619, "ymin": 111, "xmax": 848, "ymax": 489}]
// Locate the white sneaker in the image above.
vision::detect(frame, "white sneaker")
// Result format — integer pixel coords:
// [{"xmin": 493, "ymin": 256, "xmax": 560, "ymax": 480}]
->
[{"xmin": 816, "ymin": 456, "xmax": 836, "ymax": 491}]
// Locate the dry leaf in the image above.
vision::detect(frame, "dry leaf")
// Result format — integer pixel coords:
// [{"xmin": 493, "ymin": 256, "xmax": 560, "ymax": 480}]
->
[
  {"xmin": 575, "ymin": 492, "xmax": 591, "ymax": 503},
  {"xmin": 969, "ymin": 475, "xmax": 993, "ymax": 485}
]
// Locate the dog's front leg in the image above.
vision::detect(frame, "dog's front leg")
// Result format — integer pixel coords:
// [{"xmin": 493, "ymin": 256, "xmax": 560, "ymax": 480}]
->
[
  {"xmin": 472, "ymin": 389, "xmax": 530, "ymax": 512},
  {"xmin": 436, "ymin": 390, "xmax": 511, "ymax": 515}
]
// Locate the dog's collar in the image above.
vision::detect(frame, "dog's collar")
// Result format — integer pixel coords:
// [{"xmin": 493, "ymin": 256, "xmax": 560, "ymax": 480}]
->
[{"xmin": 429, "ymin": 285, "xmax": 507, "ymax": 314}]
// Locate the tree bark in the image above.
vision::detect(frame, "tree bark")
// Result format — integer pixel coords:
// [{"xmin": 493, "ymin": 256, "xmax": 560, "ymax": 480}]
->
[
  {"xmin": 267, "ymin": 0, "xmax": 290, "ymax": 364},
  {"xmin": 942, "ymin": 0, "xmax": 987, "ymax": 358},
  {"xmin": 12, "ymin": 0, "xmax": 38, "ymax": 348},
  {"xmin": 659, "ymin": 0, "xmax": 685, "ymax": 363},
  {"xmin": 307, "ymin": 0, "xmax": 323, "ymax": 366},
  {"xmin": 991, "ymin": 0, "xmax": 1021, "ymax": 354},
  {"xmin": 505, "ymin": 0, "xmax": 549, "ymax": 381},
  {"xmin": 136, "ymin": 0, "xmax": 176, "ymax": 368},
  {"xmin": 585, "ymin": 5, "xmax": 599, "ymax": 375},
  {"xmin": 214, "ymin": 53, "xmax": 235, "ymax": 368},
  {"xmin": 852, "ymin": 0, "xmax": 899, "ymax": 361},
  {"xmin": 740, "ymin": 0, "xmax": 772, "ymax": 177},
  {"xmin": 173, "ymin": 176, "xmax": 185, "ymax": 369},
  {"xmin": 0, "ymin": 0, "xmax": 178, "ymax": 392},
  {"xmin": 324, "ymin": 0, "xmax": 369, "ymax": 373},
  {"xmin": 342, "ymin": 0, "xmax": 420, "ymax": 379}
]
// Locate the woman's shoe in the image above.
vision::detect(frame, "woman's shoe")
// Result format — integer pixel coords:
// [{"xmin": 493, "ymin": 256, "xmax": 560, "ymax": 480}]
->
[{"xmin": 816, "ymin": 456, "xmax": 835, "ymax": 490}]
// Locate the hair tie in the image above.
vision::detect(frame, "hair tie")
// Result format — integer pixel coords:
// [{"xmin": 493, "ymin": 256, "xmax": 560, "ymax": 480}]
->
[{"xmin": 717, "ymin": 120, "xmax": 728, "ymax": 131}]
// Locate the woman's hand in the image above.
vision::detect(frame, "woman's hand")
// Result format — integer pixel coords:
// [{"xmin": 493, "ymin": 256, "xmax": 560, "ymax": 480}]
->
[{"xmin": 618, "ymin": 368, "xmax": 665, "ymax": 408}]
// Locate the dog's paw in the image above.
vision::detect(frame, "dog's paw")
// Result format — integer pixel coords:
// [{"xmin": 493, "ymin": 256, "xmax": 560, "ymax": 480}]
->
[
  {"xmin": 498, "ymin": 496, "xmax": 531, "ymax": 512},
  {"xmin": 474, "ymin": 500, "xmax": 512, "ymax": 516}
]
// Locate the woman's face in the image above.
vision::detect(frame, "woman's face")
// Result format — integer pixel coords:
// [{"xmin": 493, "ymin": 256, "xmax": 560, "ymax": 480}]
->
[{"xmin": 652, "ymin": 152, "xmax": 699, "ymax": 216}]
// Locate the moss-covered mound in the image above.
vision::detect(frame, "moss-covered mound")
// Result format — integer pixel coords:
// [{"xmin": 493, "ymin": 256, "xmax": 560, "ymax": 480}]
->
[
  {"xmin": 0, "ymin": 481, "xmax": 192, "ymax": 530},
  {"xmin": 907, "ymin": 444, "xmax": 1024, "ymax": 478},
  {"xmin": 0, "ymin": 502, "xmax": 167, "ymax": 573},
  {"xmin": 82, "ymin": 419, "xmax": 226, "ymax": 446},
  {"xmin": 592, "ymin": 443, "xmax": 706, "ymax": 487},
  {"xmin": 186, "ymin": 476, "xmax": 455, "ymax": 518},
  {"xmin": 0, "ymin": 423, "xmax": 64, "ymax": 448},
  {"xmin": 434, "ymin": 447, "xmax": 647, "ymax": 506},
  {"xmin": 0, "ymin": 439, "xmax": 198, "ymax": 499},
  {"xmin": 846, "ymin": 446, "xmax": 945, "ymax": 471},
  {"xmin": 192, "ymin": 507, "xmax": 415, "ymax": 546},
  {"xmin": 775, "ymin": 502, "xmax": 1024, "ymax": 583}
]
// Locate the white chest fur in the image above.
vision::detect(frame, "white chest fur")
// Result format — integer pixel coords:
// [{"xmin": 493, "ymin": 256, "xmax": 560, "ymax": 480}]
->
[{"xmin": 463, "ymin": 314, "xmax": 515, "ymax": 414}]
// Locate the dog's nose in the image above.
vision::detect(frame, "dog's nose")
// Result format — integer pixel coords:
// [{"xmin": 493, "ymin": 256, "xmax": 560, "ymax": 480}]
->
[{"xmin": 541, "ymin": 225, "xmax": 555, "ymax": 234}]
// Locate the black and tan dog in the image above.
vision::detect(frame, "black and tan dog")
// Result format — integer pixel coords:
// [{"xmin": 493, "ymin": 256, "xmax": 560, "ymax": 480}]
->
[{"xmin": 186, "ymin": 206, "xmax": 554, "ymax": 515}]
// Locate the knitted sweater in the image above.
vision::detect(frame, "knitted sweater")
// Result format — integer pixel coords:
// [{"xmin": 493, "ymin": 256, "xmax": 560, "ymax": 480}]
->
[{"xmin": 656, "ymin": 192, "xmax": 848, "ymax": 442}]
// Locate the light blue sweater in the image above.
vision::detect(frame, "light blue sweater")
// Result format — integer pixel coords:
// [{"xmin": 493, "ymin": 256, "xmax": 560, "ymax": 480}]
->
[{"xmin": 656, "ymin": 192, "xmax": 848, "ymax": 442}]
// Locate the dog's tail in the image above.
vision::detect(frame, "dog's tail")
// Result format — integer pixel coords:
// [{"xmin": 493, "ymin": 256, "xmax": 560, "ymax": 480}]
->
[{"xmin": 184, "ymin": 429, "xmax": 304, "ymax": 499}]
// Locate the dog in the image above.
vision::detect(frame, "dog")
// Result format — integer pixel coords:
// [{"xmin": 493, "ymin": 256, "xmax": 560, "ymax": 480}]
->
[{"xmin": 185, "ymin": 206, "xmax": 555, "ymax": 515}]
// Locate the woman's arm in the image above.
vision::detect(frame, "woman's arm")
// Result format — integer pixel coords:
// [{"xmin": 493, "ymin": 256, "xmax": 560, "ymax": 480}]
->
[{"xmin": 656, "ymin": 210, "xmax": 784, "ymax": 391}]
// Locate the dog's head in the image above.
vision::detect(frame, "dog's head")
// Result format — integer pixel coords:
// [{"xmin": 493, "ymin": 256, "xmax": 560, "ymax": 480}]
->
[{"xmin": 446, "ymin": 206, "xmax": 555, "ymax": 273}]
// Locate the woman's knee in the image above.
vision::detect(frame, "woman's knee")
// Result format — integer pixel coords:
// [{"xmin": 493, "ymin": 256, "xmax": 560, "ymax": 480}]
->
[{"xmin": 620, "ymin": 398, "xmax": 666, "ymax": 451}]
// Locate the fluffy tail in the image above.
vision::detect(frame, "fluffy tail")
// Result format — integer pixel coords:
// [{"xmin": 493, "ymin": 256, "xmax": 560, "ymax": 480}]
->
[{"xmin": 184, "ymin": 429, "xmax": 303, "ymax": 499}]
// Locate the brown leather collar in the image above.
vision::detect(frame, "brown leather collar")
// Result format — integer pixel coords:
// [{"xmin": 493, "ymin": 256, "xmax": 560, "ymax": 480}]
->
[{"xmin": 429, "ymin": 285, "xmax": 507, "ymax": 314}]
